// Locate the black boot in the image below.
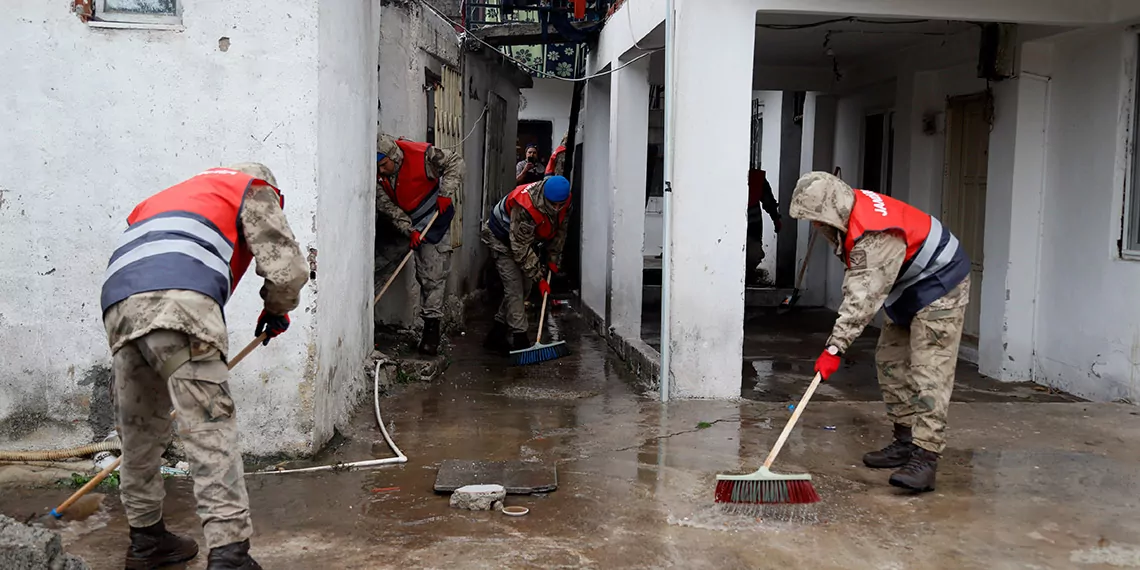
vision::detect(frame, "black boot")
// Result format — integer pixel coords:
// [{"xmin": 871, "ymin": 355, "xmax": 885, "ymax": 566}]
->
[
  {"xmin": 862, "ymin": 423, "xmax": 917, "ymax": 468},
  {"xmin": 418, "ymin": 318, "xmax": 441, "ymax": 356},
  {"xmin": 483, "ymin": 321, "xmax": 510, "ymax": 354},
  {"xmin": 888, "ymin": 447, "xmax": 939, "ymax": 492},
  {"xmin": 510, "ymin": 332, "xmax": 532, "ymax": 353},
  {"xmin": 207, "ymin": 539, "xmax": 262, "ymax": 570},
  {"xmin": 124, "ymin": 519, "xmax": 199, "ymax": 569}
]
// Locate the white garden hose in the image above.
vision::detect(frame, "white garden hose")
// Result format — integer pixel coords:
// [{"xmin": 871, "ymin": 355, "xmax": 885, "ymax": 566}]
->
[{"xmin": 248, "ymin": 359, "xmax": 407, "ymax": 476}]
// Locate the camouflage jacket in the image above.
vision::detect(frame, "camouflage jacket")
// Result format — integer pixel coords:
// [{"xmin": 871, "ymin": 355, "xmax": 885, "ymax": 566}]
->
[
  {"xmin": 480, "ymin": 178, "xmax": 570, "ymax": 283},
  {"xmin": 376, "ymin": 144, "xmax": 464, "ymax": 235},
  {"xmin": 104, "ymin": 183, "xmax": 309, "ymax": 358}
]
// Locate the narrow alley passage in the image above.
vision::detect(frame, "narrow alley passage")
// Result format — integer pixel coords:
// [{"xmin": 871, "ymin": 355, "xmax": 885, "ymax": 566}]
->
[{"xmin": 3, "ymin": 307, "xmax": 1139, "ymax": 569}]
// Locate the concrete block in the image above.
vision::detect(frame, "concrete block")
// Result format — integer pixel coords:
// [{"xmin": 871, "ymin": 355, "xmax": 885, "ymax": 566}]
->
[
  {"xmin": 449, "ymin": 484, "xmax": 507, "ymax": 511},
  {"xmin": 0, "ymin": 514, "xmax": 90, "ymax": 570}
]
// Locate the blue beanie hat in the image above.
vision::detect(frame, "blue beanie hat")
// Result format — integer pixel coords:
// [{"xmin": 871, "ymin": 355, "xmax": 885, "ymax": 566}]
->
[{"xmin": 543, "ymin": 176, "xmax": 570, "ymax": 203}]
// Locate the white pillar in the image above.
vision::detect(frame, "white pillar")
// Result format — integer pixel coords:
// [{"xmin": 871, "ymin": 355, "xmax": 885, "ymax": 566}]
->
[
  {"xmin": 757, "ymin": 90, "xmax": 782, "ymax": 277},
  {"xmin": 666, "ymin": 0, "xmax": 755, "ymax": 398},
  {"xmin": 581, "ymin": 77, "xmax": 612, "ymax": 320},
  {"xmin": 608, "ymin": 56, "xmax": 650, "ymax": 338},
  {"xmin": 979, "ymin": 43, "xmax": 1052, "ymax": 381}
]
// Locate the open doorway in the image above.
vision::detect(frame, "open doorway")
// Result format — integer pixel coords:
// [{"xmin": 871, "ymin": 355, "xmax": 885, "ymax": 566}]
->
[
  {"xmin": 517, "ymin": 120, "xmax": 553, "ymax": 164},
  {"xmin": 941, "ymin": 93, "xmax": 989, "ymax": 346}
]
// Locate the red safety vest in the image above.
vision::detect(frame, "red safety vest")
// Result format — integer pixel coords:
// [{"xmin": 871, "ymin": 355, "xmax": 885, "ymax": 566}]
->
[
  {"xmin": 545, "ymin": 145, "xmax": 567, "ymax": 176},
  {"xmin": 503, "ymin": 182, "xmax": 570, "ymax": 241},
  {"xmin": 380, "ymin": 140, "xmax": 439, "ymax": 212},
  {"xmin": 842, "ymin": 189, "xmax": 931, "ymax": 267}
]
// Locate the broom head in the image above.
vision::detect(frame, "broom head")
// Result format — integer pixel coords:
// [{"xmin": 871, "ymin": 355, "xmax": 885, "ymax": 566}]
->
[
  {"xmin": 510, "ymin": 340, "xmax": 570, "ymax": 366},
  {"xmin": 715, "ymin": 466, "xmax": 819, "ymax": 504}
]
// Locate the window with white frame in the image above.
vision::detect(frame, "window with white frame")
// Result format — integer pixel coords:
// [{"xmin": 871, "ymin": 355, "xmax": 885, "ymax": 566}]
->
[
  {"xmin": 1127, "ymin": 37, "xmax": 1140, "ymax": 257},
  {"xmin": 94, "ymin": 0, "xmax": 181, "ymax": 25}
]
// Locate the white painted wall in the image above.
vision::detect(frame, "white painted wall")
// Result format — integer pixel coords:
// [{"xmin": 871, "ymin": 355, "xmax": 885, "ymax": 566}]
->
[
  {"xmin": 581, "ymin": 77, "xmax": 612, "ymax": 319},
  {"xmin": 313, "ymin": 0, "xmax": 382, "ymax": 447},
  {"xmin": 0, "ymin": 0, "xmax": 334, "ymax": 454},
  {"xmin": 1034, "ymin": 29, "xmax": 1140, "ymax": 401},
  {"xmin": 519, "ymin": 78, "xmax": 574, "ymax": 152}
]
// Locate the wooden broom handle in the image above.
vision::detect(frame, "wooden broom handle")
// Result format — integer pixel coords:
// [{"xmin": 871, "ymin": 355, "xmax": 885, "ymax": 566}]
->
[
  {"xmin": 374, "ymin": 210, "xmax": 441, "ymax": 304},
  {"xmin": 228, "ymin": 335, "xmax": 265, "ymax": 369},
  {"xmin": 534, "ymin": 269, "xmax": 553, "ymax": 344},
  {"xmin": 763, "ymin": 372, "xmax": 823, "ymax": 469},
  {"xmin": 793, "ymin": 229, "xmax": 819, "ymax": 290}
]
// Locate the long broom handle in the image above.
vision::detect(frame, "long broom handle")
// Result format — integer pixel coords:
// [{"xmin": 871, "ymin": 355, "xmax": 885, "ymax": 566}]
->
[
  {"xmin": 374, "ymin": 210, "xmax": 441, "ymax": 305},
  {"xmin": 793, "ymin": 229, "xmax": 819, "ymax": 291},
  {"xmin": 763, "ymin": 372, "xmax": 823, "ymax": 469},
  {"xmin": 534, "ymin": 269, "xmax": 553, "ymax": 344},
  {"xmin": 52, "ymin": 336, "xmax": 265, "ymax": 518}
]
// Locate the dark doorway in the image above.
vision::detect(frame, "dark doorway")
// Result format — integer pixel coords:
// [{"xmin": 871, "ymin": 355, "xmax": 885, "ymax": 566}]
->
[{"xmin": 517, "ymin": 120, "xmax": 553, "ymax": 163}]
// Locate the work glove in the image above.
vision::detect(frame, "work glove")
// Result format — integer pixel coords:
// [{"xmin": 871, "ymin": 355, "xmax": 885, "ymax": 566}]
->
[
  {"xmin": 410, "ymin": 230, "xmax": 424, "ymax": 250},
  {"xmin": 537, "ymin": 279, "xmax": 551, "ymax": 297},
  {"xmin": 255, "ymin": 310, "xmax": 291, "ymax": 345},
  {"xmin": 547, "ymin": 261, "xmax": 558, "ymax": 275},
  {"xmin": 436, "ymin": 196, "xmax": 453, "ymax": 213},
  {"xmin": 814, "ymin": 347, "xmax": 841, "ymax": 380}
]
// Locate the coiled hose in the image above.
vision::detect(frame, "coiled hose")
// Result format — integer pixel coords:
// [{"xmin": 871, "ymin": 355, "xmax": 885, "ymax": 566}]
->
[{"xmin": 0, "ymin": 439, "xmax": 122, "ymax": 462}]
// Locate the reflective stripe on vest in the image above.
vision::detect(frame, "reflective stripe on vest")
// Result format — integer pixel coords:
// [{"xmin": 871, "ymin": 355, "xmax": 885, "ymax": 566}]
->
[
  {"xmin": 488, "ymin": 182, "xmax": 569, "ymax": 243},
  {"xmin": 100, "ymin": 170, "xmax": 271, "ymax": 313},
  {"xmin": 844, "ymin": 189, "xmax": 969, "ymax": 325},
  {"xmin": 381, "ymin": 140, "xmax": 453, "ymax": 241}
]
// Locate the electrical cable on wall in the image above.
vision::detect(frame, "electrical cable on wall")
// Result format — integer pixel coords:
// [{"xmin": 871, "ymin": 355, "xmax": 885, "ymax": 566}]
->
[
  {"xmin": 416, "ymin": 0, "xmax": 662, "ymax": 82},
  {"xmin": 435, "ymin": 103, "xmax": 490, "ymax": 150}
]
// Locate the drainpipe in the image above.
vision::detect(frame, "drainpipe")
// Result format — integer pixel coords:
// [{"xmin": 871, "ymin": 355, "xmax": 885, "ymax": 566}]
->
[{"xmin": 659, "ymin": 0, "xmax": 675, "ymax": 402}]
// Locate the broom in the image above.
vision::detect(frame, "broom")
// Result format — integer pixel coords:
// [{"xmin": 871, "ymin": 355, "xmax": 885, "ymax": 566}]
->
[
  {"xmin": 509, "ymin": 269, "xmax": 570, "ymax": 366},
  {"xmin": 715, "ymin": 372, "xmax": 823, "ymax": 505},
  {"xmin": 47, "ymin": 334, "xmax": 266, "ymax": 521}
]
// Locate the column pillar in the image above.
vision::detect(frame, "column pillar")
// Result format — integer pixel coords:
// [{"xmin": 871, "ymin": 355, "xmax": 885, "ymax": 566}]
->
[
  {"xmin": 666, "ymin": 0, "xmax": 755, "ymax": 398},
  {"xmin": 608, "ymin": 56, "xmax": 651, "ymax": 338},
  {"xmin": 581, "ymin": 77, "xmax": 612, "ymax": 320}
]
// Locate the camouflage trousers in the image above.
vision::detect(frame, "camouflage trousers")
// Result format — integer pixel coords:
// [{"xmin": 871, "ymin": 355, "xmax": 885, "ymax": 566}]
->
[
  {"xmin": 491, "ymin": 248, "xmax": 531, "ymax": 334},
  {"xmin": 374, "ymin": 233, "xmax": 452, "ymax": 321},
  {"xmin": 875, "ymin": 276, "xmax": 971, "ymax": 454},
  {"xmin": 111, "ymin": 330, "xmax": 251, "ymax": 549}
]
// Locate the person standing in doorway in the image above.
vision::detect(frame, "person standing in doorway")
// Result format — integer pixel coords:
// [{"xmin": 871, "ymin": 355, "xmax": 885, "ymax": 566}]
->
[
  {"xmin": 546, "ymin": 134, "xmax": 568, "ymax": 178},
  {"xmin": 745, "ymin": 168, "xmax": 782, "ymax": 284},
  {"xmin": 480, "ymin": 176, "xmax": 572, "ymax": 354},
  {"xmin": 375, "ymin": 133, "xmax": 464, "ymax": 356},
  {"xmin": 516, "ymin": 144, "xmax": 545, "ymax": 184},
  {"xmin": 101, "ymin": 163, "xmax": 309, "ymax": 569},
  {"xmin": 788, "ymin": 171, "xmax": 971, "ymax": 493}
]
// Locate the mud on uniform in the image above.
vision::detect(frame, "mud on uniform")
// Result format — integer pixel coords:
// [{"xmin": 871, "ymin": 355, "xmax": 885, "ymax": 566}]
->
[
  {"xmin": 375, "ymin": 136, "xmax": 464, "ymax": 321},
  {"xmin": 789, "ymin": 172, "xmax": 971, "ymax": 454},
  {"xmin": 101, "ymin": 167, "xmax": 308, "ymax": 548},
  {"xmin": 480, "ymin": 179, "xmax": 571, "ymax": 334}
]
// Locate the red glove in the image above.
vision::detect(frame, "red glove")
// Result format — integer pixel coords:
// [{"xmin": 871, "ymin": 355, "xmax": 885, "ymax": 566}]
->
[
  {"xmin": 436, "ymin": 196, "xmax": 452, "ymax": 213},
  {"xmin": 814, "ymin": 348, "xmax": 841, "ymax": 380},
  {"xmin": 537, "ymin": 279, "xmax": 551, "ymax": 297},
  {"xmin": 547, "ymin": 261, "xmax": 558, "ymax": 275},
  {"xmin": 410, "ymin": 230, "xmax": 424, "ymax": 249},
  {"xmin": 774, "ymin": 218, "xmax": 783, "ymax": 232},
  {"xmin": 255, "ymin": 311, "xmax": 291, "ymax": 345}
]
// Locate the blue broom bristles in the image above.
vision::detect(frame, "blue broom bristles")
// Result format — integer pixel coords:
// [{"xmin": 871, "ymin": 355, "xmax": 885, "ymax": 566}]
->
[{"xmin": 510, "ymin": 341, "xmax": 570, "ymax": 366}]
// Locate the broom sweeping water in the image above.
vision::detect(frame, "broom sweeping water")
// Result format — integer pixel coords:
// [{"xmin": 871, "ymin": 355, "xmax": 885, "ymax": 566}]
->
[
  {"xmin": 46, "ymin": 334, "xmax": 266, "ymax": 522},
  {"xmin": 509, "ymin": 269, "xmax": 570, "ymax": 366},
  {"xmin": 715, "ymin": 372, "xmax": 823, "ymax": 505}
]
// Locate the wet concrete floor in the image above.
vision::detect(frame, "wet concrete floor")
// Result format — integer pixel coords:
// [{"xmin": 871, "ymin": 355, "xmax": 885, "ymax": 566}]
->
[{"xmin": 3, "ymin": 306, "xmax": 1140, "ymax": 569}]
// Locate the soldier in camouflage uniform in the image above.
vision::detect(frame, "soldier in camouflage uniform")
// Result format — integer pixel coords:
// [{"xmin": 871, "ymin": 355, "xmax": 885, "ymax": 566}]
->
[
  {"xmin": 788, "ymin": 171, "xmax": 971, "ymax": 492},
  {"xmin": 375, "ymin": 133, "xmax": 464, "ymax": 355},
  {"xmin": 480, "ymin": 176, "xmax": 572, "ymax": 353},
  {"xmin": 101, "ymin": 163, "xmax": 308, "ymax": 569}
]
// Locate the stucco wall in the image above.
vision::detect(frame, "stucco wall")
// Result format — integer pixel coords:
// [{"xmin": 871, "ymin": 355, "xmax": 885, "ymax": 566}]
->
[
  {"xmin": 0, "ymin": 1, "xmax": 324, "ymax": 453},
  {"xmin": 313, "ymin": 1, "xmax": 382, "ymax": 447},
  {"xmin": 520, "ymin": 78, "xmax": 574, "ymax": 152},
  {"xmin": 1035, "ymin": 29, "xmax": 1140, "ymax": 401}
]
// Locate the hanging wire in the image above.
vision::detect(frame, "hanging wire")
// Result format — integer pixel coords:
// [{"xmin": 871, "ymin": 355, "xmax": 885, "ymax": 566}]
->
[
  {"xmin": 756, "ymin": 16, "xmax": 934, "ymax": 30},
  {"xmin": 435, "ymin": 104, "xmax": 490, "ymax": 150},
  {"xmin": 417, "ymin": 0, "xmax": 662, "ymax": 82}
]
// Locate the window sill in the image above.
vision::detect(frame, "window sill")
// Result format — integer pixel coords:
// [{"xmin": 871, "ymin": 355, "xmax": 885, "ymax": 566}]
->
[
  {"xmin": 87, "ymin": 20, "xmax": 184, "ymax": 31},
  {"xmin": 1120, "ymin": 249, "xmax": 1140, "ymax": 262}
]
